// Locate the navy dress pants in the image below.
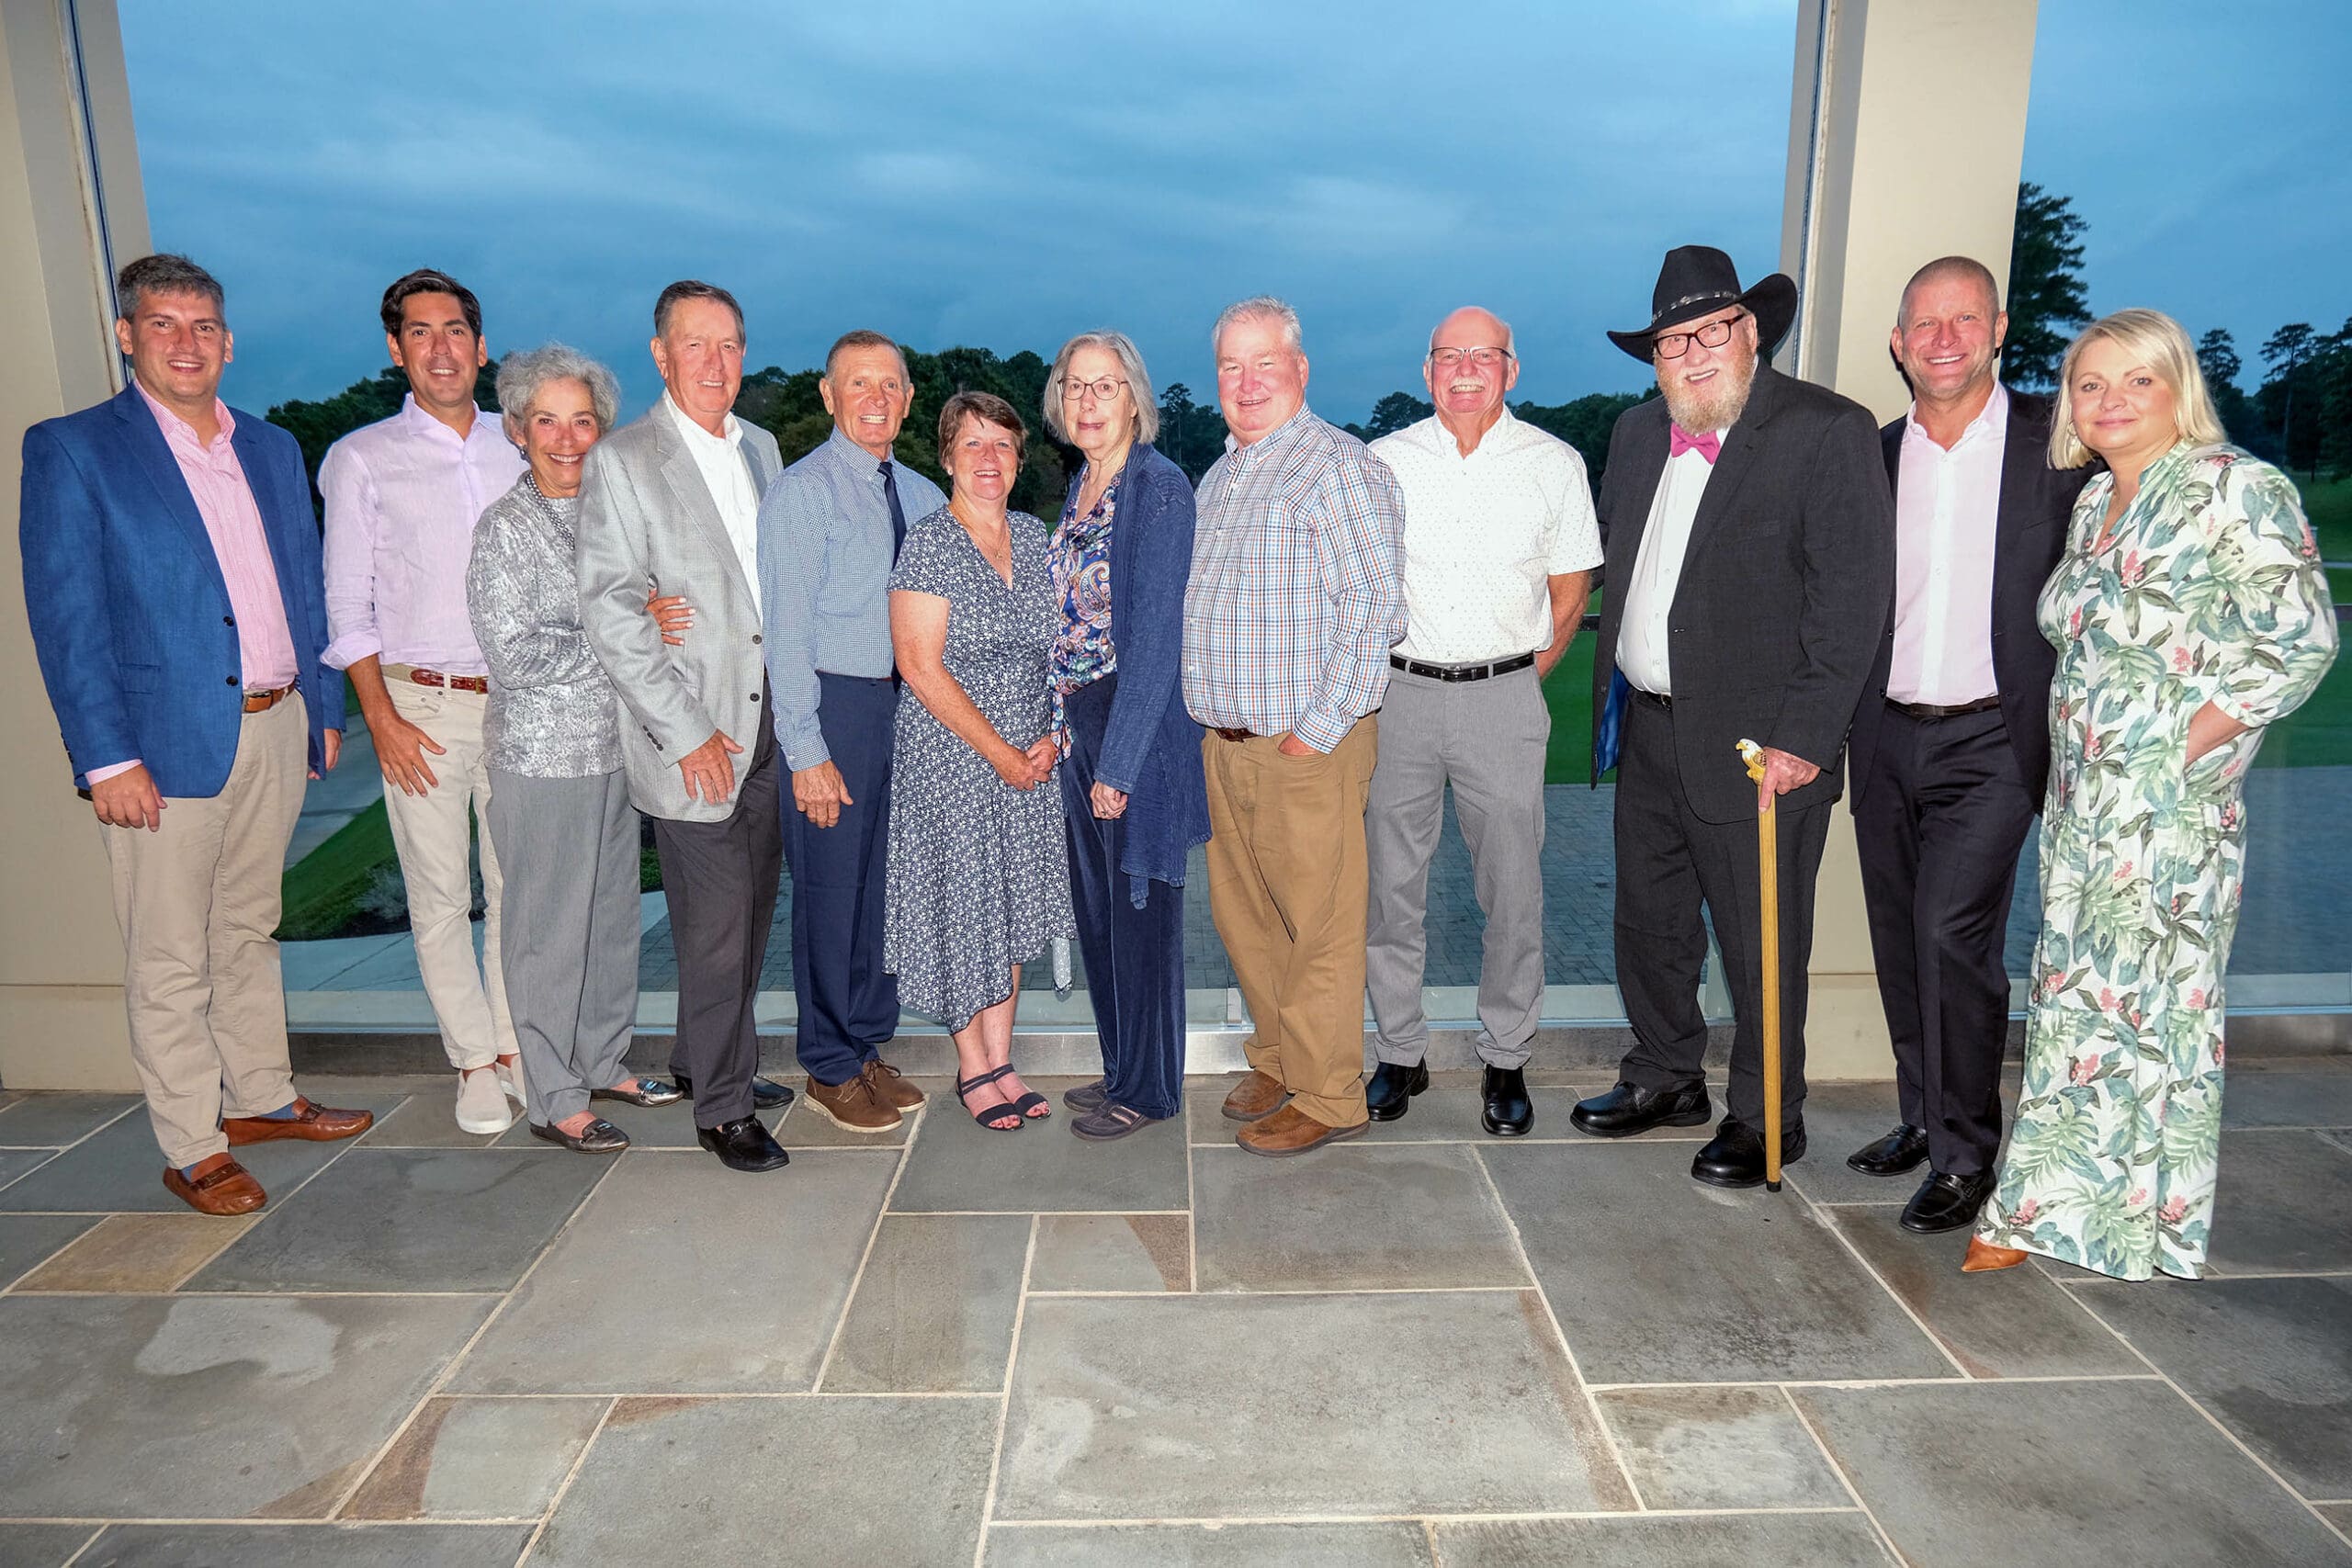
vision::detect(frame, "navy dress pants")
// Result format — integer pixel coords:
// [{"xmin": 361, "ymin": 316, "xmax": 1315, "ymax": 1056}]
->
[
  {"xmin": 783, "ymin": 672, "xmax": 900, "ymax": 1086},
  {"xmin": 1061, "ymin": 676, "xmax": 1186, "ymax": 1120}
]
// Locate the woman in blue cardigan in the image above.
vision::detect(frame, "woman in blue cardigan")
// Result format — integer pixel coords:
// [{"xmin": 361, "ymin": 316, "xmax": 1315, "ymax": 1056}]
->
[{"xmin": 1043, "ymin": 331, "xmax": 1211, "ymax": 1139}]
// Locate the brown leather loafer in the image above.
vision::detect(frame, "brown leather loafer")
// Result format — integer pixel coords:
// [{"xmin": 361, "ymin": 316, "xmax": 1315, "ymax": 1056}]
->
[
  {"xmin": 222, "ymin": 1095, "xmax": 374, "ymax": 1145},
  {"xmin": 1237, "ymin": 1102, "xmax": 1368, "ymax": 1157},
  {"xmin": 1961, "ymin": 1236, "xmax": 2030, "ymax": 1273},
  {"xmin": 163, "ymin": 1153, "xmax": 266, "ymax": 1216},
  {"xmin": 1221, "ymin": 1069, "xmax": 1291, "ymax": 1122},
  {"xmin": 861, "ymin": 1058, "xmax": 926, "ymax": 1111}
]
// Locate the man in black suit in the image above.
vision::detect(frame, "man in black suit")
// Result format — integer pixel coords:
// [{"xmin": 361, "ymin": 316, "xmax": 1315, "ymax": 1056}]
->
[
  {"xmin": 1842, "ymin": 256, "xmax": 2091, "ymax": 1233},
  {"xmin": 1569, "ymin": 246, "xmax": 1894, "ymax": 1188}
]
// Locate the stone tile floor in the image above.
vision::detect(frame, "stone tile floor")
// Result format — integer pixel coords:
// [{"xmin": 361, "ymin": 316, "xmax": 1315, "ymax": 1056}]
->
[{"xmin": 0, "ymin": 1060, "xmax": 2347, "ymax": 1565}]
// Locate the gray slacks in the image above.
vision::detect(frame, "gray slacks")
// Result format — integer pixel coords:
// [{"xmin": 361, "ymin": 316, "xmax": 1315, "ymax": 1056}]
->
[
  {"xmin": 1365, "ymin": 664, "xmax": 1549, "ymax": 1069},
  {"xmin": 486, "ymin": 767, "xmax": 640, "ymax": 1125}
]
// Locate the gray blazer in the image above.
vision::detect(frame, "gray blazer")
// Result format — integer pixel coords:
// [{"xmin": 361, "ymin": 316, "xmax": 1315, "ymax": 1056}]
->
[{"xmin": 576, "ymin": 403, "xmax": 782, "ymax": 823}]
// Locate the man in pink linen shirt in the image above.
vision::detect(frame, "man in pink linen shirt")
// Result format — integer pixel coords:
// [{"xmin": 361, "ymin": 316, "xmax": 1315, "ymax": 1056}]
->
[
  {"xmin": 320, "ymin": 269, "xmax": 526, "ymax": 1135},
  {"xmin": 18, "ymin": 254, "xmax": 372, "ymax": 1216},
  {"xmin": 1843, "ymin": 255, "xmax": 2091, "ymax": 1235}
]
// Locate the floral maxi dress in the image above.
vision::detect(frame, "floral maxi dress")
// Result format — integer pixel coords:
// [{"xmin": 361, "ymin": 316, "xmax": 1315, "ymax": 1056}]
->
[{"xmin": 1976, "ymin": 444, "xmax": 2336, "ymax": 1280}]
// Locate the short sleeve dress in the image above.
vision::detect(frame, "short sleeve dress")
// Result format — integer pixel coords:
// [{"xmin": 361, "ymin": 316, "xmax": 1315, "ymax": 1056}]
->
[{"xmin": 883, "ymin": 507, "xmax": 1076, "ymax": 1030}]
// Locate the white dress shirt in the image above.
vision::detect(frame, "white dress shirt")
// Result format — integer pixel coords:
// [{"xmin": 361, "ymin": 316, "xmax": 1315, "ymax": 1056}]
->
[
  {"xmin": 1370, "ymin": 408, "xmax": 1603, "ymax": 664},
  {"xmin": 1614, "ymin": 433, "xmax": 1722, "ymax": 695},
  {"xmin": 1888, "ymin": 382, "xmax": 2007, "ymax": 705},
  {"xmin": 663, "ymin": 392, "xmax": 763, "ymax": 615}
]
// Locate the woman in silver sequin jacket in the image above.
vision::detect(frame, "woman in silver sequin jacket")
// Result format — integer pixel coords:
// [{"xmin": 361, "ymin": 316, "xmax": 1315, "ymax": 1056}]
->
[{"xmin": 466, "ymin": 344, "xmax": 690, "ymax": 1153}]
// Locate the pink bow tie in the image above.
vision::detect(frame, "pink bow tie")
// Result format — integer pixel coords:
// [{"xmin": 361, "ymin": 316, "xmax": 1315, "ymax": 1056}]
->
[{"xmin": 1669, "ymin": 424, "xmax": 1721, "ymax": 464}]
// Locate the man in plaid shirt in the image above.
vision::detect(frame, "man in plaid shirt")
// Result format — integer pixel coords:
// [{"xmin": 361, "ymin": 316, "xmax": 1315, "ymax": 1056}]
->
[{"xmin": 1183, "ymin": 297, "xmax": 1407, "ymax": 1156}]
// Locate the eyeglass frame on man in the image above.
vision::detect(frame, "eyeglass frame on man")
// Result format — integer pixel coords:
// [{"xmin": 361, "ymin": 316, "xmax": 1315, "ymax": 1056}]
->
[
  {"xmin": 1427, "ymin": 345, "xmax": 1514, "ymax": 370},
  {"xmin": 1650, "ymin": 309, "xmax": 1747, "ymax": 361},
  {"xmin": 1059, "ymin": 375, "xmax": 1129, "ymax": 402}
]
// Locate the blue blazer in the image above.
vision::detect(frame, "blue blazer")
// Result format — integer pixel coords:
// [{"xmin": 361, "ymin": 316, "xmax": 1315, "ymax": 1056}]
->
[
  {"xmin": 1064, "ymin": 443, "xmax": 1209, "ymax": 902},
  {"xmin": 19, "ymin": 383, "xmax": 341, "ymax": 797}
]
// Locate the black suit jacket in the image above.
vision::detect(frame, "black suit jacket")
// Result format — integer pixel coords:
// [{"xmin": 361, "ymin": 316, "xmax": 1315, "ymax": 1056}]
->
[
  {"xmin": 1847, "ymin": 389, "xmax": 2091, "ymax": 810},
  {"xmin": 1589, "ymin": 365, "xmax": 1895, "ymax": 825}
]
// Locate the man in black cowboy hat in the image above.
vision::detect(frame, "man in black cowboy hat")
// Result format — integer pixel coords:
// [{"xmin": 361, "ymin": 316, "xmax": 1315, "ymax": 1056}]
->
[{"xmin": 1569, "ymin": 245, "xmax": 1894, "ymax": 1187}]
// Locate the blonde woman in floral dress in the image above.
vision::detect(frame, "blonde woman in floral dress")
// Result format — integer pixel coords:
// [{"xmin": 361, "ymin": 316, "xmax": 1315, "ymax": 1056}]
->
[{"xmin": 1966, "ymin": 310, "xmax": 2337, "ymax": 1281}]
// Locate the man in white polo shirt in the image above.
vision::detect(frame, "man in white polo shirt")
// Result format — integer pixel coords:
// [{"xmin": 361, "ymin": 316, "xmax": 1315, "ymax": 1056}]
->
[{"xmin": 1364, "ymin": 307, "xmax": 1601, "ymax": 1136}]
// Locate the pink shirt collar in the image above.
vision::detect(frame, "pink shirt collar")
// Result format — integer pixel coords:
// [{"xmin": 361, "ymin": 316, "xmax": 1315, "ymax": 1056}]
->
[{"xmin": 133, "ymin": 376, "xmax": 234, "ymax": 449}]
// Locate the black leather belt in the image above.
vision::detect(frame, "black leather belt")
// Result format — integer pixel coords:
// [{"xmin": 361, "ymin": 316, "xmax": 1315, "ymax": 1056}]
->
[
  {"xmin": 1888, "ymin": 695, "xmax": 2002, "ymax": 719},
  {"xmin": 1389, "ymin": 652, "xmax": 1536, "ymax": 683},
  {"xmin": 1628, "ymin": 685, "xmax": 1672, "ymax": 710}
]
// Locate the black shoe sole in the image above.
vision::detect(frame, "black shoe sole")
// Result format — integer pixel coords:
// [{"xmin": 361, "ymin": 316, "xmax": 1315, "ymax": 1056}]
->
[
  {"xmin": 1691, "ymin": 1142, "xmax": 1808, "ymax": 1190},
  {"xmin": 1900, "ymin": 1204, "xmax": 1985, "ymax": 1234},
  {"xmin": 696, "ymin": 1140, "xmax": 790, "ymax": 1172},
  {"xmin": 1569, "ymin": 1103, "xmax": 1712, "ymax": 1139},
  {"xmin": 1847, "ymin": 1153, "xmax": 1929, "ymax": 1177},
  {"xmin": 1482, "ymin": 1113, "xmax": 1534, "ymax": 1136}
]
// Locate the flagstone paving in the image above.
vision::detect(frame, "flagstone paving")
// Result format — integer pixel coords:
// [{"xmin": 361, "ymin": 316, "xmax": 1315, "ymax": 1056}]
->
[{"xmin": 0, "ymin": 1068, "xmax": 2344, "ymax": 1565}]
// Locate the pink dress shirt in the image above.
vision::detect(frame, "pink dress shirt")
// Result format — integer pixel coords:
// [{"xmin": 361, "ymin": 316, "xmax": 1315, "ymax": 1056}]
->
[
  {"xmin": 93, "ymin": 383, "xmax": 303, "ymax": 783},
  {"xmin": 319, "ymin": 393, "xmax": 524, "ymax": 676},
  {"xmin": 1888, "ymin": 382, "xmax": 2007, "ymax": 705}
]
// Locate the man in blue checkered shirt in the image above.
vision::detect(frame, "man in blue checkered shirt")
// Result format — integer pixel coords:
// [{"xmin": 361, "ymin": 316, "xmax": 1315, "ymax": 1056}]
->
[{"xmin": 1183, "ymin": 297, "xmax": 1407, "ymax": 1156}]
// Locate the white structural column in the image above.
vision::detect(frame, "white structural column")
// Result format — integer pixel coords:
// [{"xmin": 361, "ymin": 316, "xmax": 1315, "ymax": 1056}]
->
[
  {"xmin": 0, "ymin": 0, "xmax": 153, "ymax": 1089},
  {"xmin": 1776, "ymin": 0, "xmax": 2041, "ymax": 1077}
]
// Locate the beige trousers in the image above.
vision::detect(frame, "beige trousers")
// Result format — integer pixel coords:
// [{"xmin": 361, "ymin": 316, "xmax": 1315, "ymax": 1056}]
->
[
  {"xmin": 1201, "ymin": 717, "xmax": 1379, "ymax": 1128},
  {"xmin": 102, "ymin": 695, "xmax": 306, "ymax": 1168},
  {"xmin": 379, "ymin": 675, "xmax": 513, "ymax": 1070}
]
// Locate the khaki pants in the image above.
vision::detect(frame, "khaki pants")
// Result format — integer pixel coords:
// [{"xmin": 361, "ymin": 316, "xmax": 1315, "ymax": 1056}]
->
[
  {"xmin": 102, "ymin": 695, "xmax": 306, "ymax": 1168},
  {"xmin": 379, "ymin": 675, "xmax": 513, "ymax": 1070},
  {"xmin": 1201, "ymin": 717, "xmax": 1378, "ymax": 1128}
]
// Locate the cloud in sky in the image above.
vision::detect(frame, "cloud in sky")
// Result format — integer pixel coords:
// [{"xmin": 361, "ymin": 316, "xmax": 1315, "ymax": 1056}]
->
[{"xmin": 119, "ymin": 0, "xmax": 2347, "ymax": 423}]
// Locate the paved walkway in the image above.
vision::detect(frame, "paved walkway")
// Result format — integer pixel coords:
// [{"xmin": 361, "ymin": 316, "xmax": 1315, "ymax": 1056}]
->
[{"xmin": 1, "ymin": 1062, "xmax": 2347, "ymax": 1564}]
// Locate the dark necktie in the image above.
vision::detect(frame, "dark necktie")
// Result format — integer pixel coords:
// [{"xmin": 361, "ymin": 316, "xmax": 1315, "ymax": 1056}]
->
[{"xmin": 878, "ymin": 459, "xmax": 908, "ymax": 561}]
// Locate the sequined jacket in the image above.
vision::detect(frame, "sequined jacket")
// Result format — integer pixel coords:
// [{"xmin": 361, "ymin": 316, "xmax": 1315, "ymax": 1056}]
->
[{"xmin": 466, "ymin": 475, "xmax": 622, "ymax": 777}]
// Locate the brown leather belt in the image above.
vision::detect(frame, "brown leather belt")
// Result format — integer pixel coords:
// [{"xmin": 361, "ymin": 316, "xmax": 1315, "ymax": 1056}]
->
[
  {"xmin": 1212, "ymin": 727, "xmax": 1259, "ymax": 743},
  {"xmin": 401, "ymin": 666, "xmax": 490, "ymax": 694},
  {"xmin": 1888, "ymin": 695, "xmax": 2001, "ymax": 720},
  {"xmin": 1390, "ymin": 651, "xmax": 1537, "ymax": 682},
  {"xmin": 242, "ymin": 682, "xmax": 296, "ymax": 713}
]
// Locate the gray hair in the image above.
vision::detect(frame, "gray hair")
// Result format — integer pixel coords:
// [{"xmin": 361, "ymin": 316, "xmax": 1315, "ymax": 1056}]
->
[
  {"xmin": 1427, "ymin": 306, "xmax": 1517, "ymax": 357},
  {"xmin": 1044, "ymin": 330, "xmax": 1160, "ymax": 446},
  {"xmin": 1212, "ymin": 296, "xmax": 1304, "ymax": 357},
  {"xmin": 497, "ymin": 343, "xmax": 622, "ymax": 434},
  {"xmin": 116, "ymin": 253, "xmax": 223, "ymax": 320}
]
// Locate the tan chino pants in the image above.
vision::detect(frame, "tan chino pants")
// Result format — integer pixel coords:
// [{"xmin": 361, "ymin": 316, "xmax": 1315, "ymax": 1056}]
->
[
  {"xmin": 102, "ymin": 695, "xmax": 306, "ymax": 1168},
  {"xmin": 1201, "ymin": 716, "xmax": 1378, "ymax": 1128}
]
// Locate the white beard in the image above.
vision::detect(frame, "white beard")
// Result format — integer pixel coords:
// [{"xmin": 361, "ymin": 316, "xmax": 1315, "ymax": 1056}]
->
[{"xmin": 1659, "ymin": 352, "xmax": 1758, "ymax": 434}]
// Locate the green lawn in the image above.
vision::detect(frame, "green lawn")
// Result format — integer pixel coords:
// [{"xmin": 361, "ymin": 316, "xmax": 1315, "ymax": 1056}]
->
[{"xmin": 276, "ymin": 796, "xmax": 396, "ymax": 941}]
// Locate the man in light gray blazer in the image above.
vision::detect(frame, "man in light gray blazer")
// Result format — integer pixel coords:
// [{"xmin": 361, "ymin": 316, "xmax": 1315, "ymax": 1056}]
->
[{"xmin": 578, "ymin": 280, "xmax": 790, "ymax": 1173}]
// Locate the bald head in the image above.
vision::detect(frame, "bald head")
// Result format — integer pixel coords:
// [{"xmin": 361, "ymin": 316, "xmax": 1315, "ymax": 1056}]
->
[
  {"xmin": 1424, "ymin": 305, "xmax": 1520, "ymax": 452},
  {"xmin": 1891, "ymin": 255, "xmax": 2007, "ymax": 422},
  {"xmin": 1896, "ymin": 255, "xmax": 2000, "ymax": 325}
]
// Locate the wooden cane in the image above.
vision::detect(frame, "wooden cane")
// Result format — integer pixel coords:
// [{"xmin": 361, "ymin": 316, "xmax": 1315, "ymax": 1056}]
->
[{"xmin": 1736, "ymin": 740, "xmax": 1782, "ymax": 1191}]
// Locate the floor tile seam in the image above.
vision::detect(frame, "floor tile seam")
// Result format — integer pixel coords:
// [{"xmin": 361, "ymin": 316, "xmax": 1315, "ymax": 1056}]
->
[
  {"xmin": 1774, "ymin": 1384, "xmax": 1910, "ymax": 1567},
  {"xmin": 970, "ymin": 1213, "xmax": 1043, "ymax": 1568},
  {"xmin": 980, "ymin": 1506, "xmax": 1872, "ymax": 1528},
  {"xmin": 1584, "ymin": 1372, "xmax": 2163, "ymax": 1392},
  {"xmin": 0, "ymin": 1215, "xmax": 103, "ymax": 1293},
  {"xmin": 513, "ymin": 1394, "xmax": 618, "ymax": 1566},
  {"xmin": 1422, "ymin": 1517, "xmax": 1446, "ymax": 1568},
  {"xmin": 0, "ymin": 1100, "xmax": 141, "ymax": 1159},
  {"xmin": 809, "ymin": 1115, "xmax": 922, "ymax": 1393},
  {"xmin": 1806, "ymin": 1202, "xmax": 1974, "ymax": 1381},
  {"xmin": 1182, "ymin": 1134, "xmax": 1712, "ymax": 1148},
  {"xmin": 2061, "ymin": 1267, "xmax": 2352, "ymax": 1284},
  {"xmin": 51, "ymin": 1525, "xmax": 105, "ymax": 1568},
  {"xmin": 885, "ymin": 1207, "xmax": 1191, "ymax": 1217},
  {"xmin": 325, "ymin": 1150, "xmax": 629, "ymax": 1521},
  {"xmin": 2059, "ymin": 1283, "xmax": 2352, "ymax": 1526},
  {"xmin": 4, "ymin": 1516, "xmax": 549, "ymax": 1528},
  {"xmin": 162, "ymin": 1213, "xmax": 264, "ymax": 1292},
  {"xmin": 1184, "ymin": 1130, "xmax": 1199, "ymax": 1292},
  {"xmin": 1465, "ymin": 1143, "xmax": 1647, "ymax": 1512}
]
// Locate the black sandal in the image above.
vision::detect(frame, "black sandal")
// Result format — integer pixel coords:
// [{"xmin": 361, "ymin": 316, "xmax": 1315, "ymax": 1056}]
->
[{"xmin": 956, "ymin": 1065, "xmax": 1024, "ymax": 1132}]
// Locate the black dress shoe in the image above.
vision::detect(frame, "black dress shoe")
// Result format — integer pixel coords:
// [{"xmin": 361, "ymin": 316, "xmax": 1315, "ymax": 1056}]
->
[
  {"xmin": 1365, "ymin": 1060, "xmax": 1430, "ymax": 1122},
  {"xmin": 1569, "ymin": 1079, "xmax": 1712, "ymax": 1138},
  {"xmin": 673, "ymin": 1073, "xmax": 796, "ymax": 1111},
  {"xmin": 1481, "ymin": 1066, "xmax": 1532, "ymax": 1136},
  {"xmin": 1690, "ymin": 1117, "xmax": 1808, "ymax": 1189},
  {"xmin": 1846, "ymin": 1122, "xmax": 1930, "ymax": 1177},
  {"xmin": 1900, "ymin": 1169, "xmax": 1996, "ymax": 1234},
  {"xmin": 696, "ymin": 1115, "xmax": 789, "ymax": 1172}
]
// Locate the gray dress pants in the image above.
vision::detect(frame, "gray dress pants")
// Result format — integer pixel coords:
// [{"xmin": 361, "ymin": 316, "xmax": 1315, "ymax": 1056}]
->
[
  {"xmin": 486, "ymin": 768, "xmax": 640, "ymax": 1125},
  {"xmin": 1365, "ymin": 664, "xmax": 1550, "ymax": 1069}
]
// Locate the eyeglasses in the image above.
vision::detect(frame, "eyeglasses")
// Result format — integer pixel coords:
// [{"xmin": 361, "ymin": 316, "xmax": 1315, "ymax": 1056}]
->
[
  {"xmin": 1428, "ymin": 346, "xmax": 1512, "ymax": 370},
  {"xmin": 1060, "ymin": 377, "xmax": 1128, "ymax": 402},
  {"xmin": 1652, "ymin": 311, "xmax": 1746, "ymax": 360}
]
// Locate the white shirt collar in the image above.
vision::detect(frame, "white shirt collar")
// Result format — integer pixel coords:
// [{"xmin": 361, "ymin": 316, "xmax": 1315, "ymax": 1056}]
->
[
  {"xmin": 663, "ymin": 389, "xmax": 741, "ymax": 449},
  {"xmin": 1904, "ymin": 380, "xmax": 2008, "ymax": 448}
]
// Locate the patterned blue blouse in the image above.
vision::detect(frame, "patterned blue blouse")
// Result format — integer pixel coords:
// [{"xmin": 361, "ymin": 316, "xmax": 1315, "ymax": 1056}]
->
[{"xmin": 1049, "ymin": 475, "xmax": 1120, "ymax": 750}]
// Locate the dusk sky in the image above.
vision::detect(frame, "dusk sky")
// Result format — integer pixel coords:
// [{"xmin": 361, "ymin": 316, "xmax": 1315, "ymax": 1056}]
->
[{"xmin": 120, "ymin": 0, "xmax": 2351, "ymax": 424}]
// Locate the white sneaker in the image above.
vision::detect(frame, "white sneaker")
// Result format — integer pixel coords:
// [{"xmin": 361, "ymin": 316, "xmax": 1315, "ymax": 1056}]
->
[
  {"xmin": 493, "ymin": 1058, "xmax": 526, "ymax": 1108},
  {"xmin": 456, "ymin": 1068, "xmax": 514, "ymax": 1134}
]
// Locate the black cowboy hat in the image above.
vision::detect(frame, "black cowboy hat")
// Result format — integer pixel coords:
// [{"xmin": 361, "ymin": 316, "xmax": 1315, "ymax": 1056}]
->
[{"xmin": 1608, "ymin": 245, "xmax": 1798, "ymax": 362}]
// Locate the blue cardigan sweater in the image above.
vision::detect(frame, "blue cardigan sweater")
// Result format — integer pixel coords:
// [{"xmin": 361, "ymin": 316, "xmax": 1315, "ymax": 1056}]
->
[{"xmin": 1064, "ymin": 443, "xmax": 1209, "ymax": 904}]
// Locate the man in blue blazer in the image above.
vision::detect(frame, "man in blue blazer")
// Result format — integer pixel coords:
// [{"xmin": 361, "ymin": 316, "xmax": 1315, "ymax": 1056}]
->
[{"xmin": 18, "ymin": 254, "xmax": 372, "ymax": 1216}]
